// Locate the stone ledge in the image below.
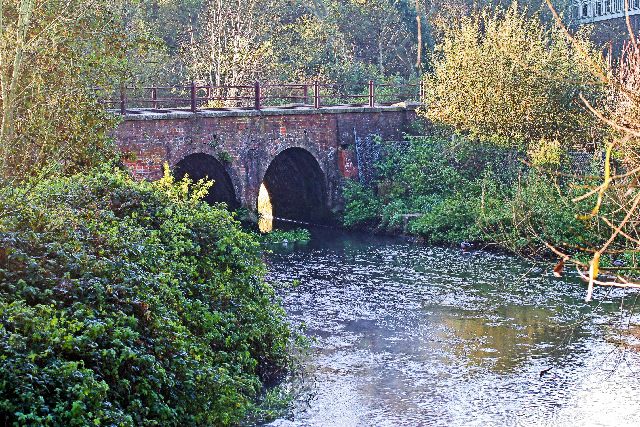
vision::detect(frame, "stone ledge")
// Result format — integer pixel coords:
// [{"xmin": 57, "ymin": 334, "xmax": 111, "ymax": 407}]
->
[{"xmin": 116, "ymin": 102, "xmax": 423, "ymax": 121}]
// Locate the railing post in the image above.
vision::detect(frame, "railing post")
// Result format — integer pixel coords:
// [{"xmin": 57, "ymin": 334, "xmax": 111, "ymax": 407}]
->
[
  {"xmin": 303, "ymin": 84, "xmax": 309, "ymax": 105},
  {"xmin": 419, "ymin": 82, "xmax": 425, "ymax": 102},
  {"xmin": 206, "ymin": 85, "xmax": 212, "ymax": 105},
  {"xmin": 120, "ymin": 82, "xmax": 126, "ymax": 115},
  {"xmin": 190, "ymin": 82, "xmax": 197, "ymax": 112},
  {"xmin": 254, "ymin": 81, "xmax": 261, "ymax": 110},
  {"xmin": 314, "ymin": 80, "xmax": 320, "ymax": 109},
  {"xmin": 151, "ymin": 85, "xmax": 157, "ymax": 109},
  {"xmin": 368, "ymin": 80, "xmax": 375, "ymax": 108}
]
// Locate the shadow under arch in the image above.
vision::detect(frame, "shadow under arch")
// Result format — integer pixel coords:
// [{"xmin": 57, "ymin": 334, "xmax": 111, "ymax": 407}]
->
[
  {"xmin": 261, "ymin": 147, "xmax": 328, "ymax": 224},
  {"xmin": 173, "ymin": 153, "xmax": 239, "ymax": 209}
]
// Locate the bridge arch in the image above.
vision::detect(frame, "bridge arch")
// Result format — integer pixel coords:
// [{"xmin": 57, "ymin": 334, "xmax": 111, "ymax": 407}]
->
[
  {"xmin": 173, "ymin": 153, "xmax": 239, "ymax": 209},
  {"xmin": 260, "ymin": 147, "xmax": 328, "ymax": 224}
]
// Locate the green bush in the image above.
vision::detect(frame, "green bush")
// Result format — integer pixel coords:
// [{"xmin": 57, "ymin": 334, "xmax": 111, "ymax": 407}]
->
[
  {"xmin": 376, "ymin": 136, "xmax": 461, "ymax": 201},
  {"xmin": 340, "ymin": 132, "xmax": 596, "ymax": 254},
  {"xmin": 478, "ymin": 169, "xmax": 599, "ymax": 255},
  {"xmin": 380, "ymin": 199, "xmax": 407, "ymax": 231},
  {"xmin": 252, "ymin": 228, "xmax": 312, "ymax": 245},
  {"xmin": 422, "ymin": 1, "xmax": 606, "ymax": 147},
  {"xmin": 0, "ymin": 168, "xmax": 292, "ymax": 425},
  {"xmin": 410, "ymin": 191, "xmax": 483, "ymax": 244},
  {"xmin": 342, "ymin": 136, "xmax": 501, "ymax": 240},
  {"xmin": 342, "ymin": 180, "xmax": 382, "ymax": 228}
]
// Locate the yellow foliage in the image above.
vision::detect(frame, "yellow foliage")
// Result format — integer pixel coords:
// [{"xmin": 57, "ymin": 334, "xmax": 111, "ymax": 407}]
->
[
  {"xmin": 421, "ymin": 1, "xmax": 606, "ymax": 147},
  {"xmin": 527, "ymin": 139, "xmax": 563, "ymax": 166},
  {"xmin": 156, "ymin": 163, "xmax": 214, "ymax": 202}
]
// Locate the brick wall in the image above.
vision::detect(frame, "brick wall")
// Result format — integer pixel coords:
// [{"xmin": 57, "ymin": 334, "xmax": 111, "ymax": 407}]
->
[{"xmin": 114, "ymin": 105, "xmax": 419, "ymax": 215}]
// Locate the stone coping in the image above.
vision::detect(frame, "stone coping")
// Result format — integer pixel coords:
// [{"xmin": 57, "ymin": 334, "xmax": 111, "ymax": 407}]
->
[{"xmin": 117, "ymin": 102, "xmax": 423, "ymax": 121}]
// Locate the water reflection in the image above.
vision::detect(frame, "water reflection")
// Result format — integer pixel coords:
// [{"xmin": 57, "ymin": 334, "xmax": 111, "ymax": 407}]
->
[
  {"xmin": 258, "ymin": 182, "xmax": 273, "ymax": 233},
  {"xmin": 265, "ymin": 229, "xmax": 640, "ymax": 426},
  {"xmin": 441, "ymin": 305, "xmax": 562, "ymax": 374}
]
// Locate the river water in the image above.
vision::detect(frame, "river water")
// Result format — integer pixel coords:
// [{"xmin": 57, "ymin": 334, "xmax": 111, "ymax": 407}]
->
[{"xmin": 264, "ymin": 229, "xmax": 640, "ymax": 426}]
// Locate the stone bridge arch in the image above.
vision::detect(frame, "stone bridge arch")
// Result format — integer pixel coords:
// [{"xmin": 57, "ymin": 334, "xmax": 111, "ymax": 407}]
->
[
  {"xmin": 114, "ymin": 104, "xmax": 420, "ymax": 221},
  {"xmin": 172, "ymin": 152, "xmax": 240, "ymax": 209},
  {"xmin": 259, "ymin": 146, "xmax": 328, "ymax": 223}
]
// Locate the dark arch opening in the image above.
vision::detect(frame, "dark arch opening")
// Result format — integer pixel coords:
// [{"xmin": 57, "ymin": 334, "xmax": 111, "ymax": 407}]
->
[
  {"xmin": 173, "ymin": 153, "xmax": 239, "ymax": 209},
  {"xmin": 262, "ymin": 148, "xmax": 327, "ymax": 223}
]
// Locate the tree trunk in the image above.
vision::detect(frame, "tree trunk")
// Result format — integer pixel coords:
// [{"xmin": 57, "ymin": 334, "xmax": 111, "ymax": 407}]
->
[
  {"xmin": 415, "ymin": 0, "xmax": 422, "ymax": 70},
  {"xmin": 1, "ymin": 0, "xmax": 35, "ymax": 174}
]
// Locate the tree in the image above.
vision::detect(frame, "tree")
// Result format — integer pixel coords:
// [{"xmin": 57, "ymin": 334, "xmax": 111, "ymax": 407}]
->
[
  {"xmin": 271, "ymin": 0, "xmax": 424, "ymax": 82},
  {"xmin": 0, "ymin": 1, "xmax": 129, "ymax": 180},
  {"xmin": 540, "ymin": 0, "xmax": 640, "ymax": 301},
  {"xmin": 182, "ymin": 0, "xmax": 281, "ymax": 89},
  {"xmin": 421, "ymin": 2, "xmax": 606, "ymax": 148}
]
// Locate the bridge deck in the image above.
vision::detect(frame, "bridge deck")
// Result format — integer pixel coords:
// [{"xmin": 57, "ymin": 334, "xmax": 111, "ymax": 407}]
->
[{"xmin": 118, "ymin": 103, "xmax": 422, "ymax": 121}]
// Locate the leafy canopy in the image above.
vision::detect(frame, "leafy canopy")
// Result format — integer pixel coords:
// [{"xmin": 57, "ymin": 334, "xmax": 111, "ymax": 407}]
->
[{"xmin": 421, "ymin": 1, "xmax": 606, "ymax": 147}]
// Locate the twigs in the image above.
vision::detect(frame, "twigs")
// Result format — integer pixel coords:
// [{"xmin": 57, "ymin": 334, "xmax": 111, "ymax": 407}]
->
[
  {"xmin": 577, "ymin": 267, "xmax": 640, "ymax": 290},
  {"xmin": 534, "ymin": 1, "xmax": 640, "ymax": 303},
  {"xmin": 625, "ymin": 0, "xmax": 638, "ymax": 50},
  {"xmin": 580, "ymin": 94, "xmax": 640, "ymax": 137},
  {"xmin": 601, "ymin": 216, "xmax": 640, "ymax": 246}
]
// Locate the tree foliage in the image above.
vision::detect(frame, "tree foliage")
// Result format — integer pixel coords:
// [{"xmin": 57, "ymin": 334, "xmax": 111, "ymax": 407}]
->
[
  {"xmin": 182, "ymin": 0, "xmax": 279, "ymax": 88},
  {"xmin": 421, "ymin": 2, "xmax": 606, "ymax": 147},
  {"xmin": 0, "ymin": 1, "xmax": 136, "ymax": 180},
  {"xmin": 547, "ymin": 16, "xmax": 640, "ymax": 300},
  {"xmin": 121, "ymin": 0, "xmax": 428, "ymax": 86}
]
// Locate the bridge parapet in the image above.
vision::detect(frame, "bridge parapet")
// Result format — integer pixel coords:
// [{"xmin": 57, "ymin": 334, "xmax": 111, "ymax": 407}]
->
[{"xmin": 101, "ymin": 81, "xmax": 421, "ymax": 114}]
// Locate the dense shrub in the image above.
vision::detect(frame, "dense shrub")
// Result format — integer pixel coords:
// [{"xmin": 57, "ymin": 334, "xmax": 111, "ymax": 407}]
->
[
  {"xmin": 340, "ymin": 134, "xmax": 602, "ymax": 256},
  {"xmin": 0, "ymin": 168, "xmax": 292, "ymax": 425},
  {"xmin": 409, "ymin": 185, "xmax": 483, "ymax": 244},
  {"xmin": 345, "ymin": 136, "xmax": 518, "ymax": 240},
  {"xmin": 421, "ymin": 1, "xmax": 605, "ymax": 147},
  {"xmin": 477, "ymin": 169, "xmax": 596, "ymax": 255},
  {"xmin": 342, "ymin": 180, "xmax": 382, "ymax": 228},
  {"xmin": 341, "ymin": 136, "xmax": 491, "ymax": 239},
  {"xmin": 254, "ymin": 229, "xmax": 311, "ymax": 245},
  {"xmin": 376, "ymin": 136, "xmax": 461, "ymax": 200}
]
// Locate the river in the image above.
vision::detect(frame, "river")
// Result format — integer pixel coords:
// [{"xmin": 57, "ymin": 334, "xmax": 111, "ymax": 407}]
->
[{"xmin": 264, "ymin": 229, "xmax": 640, "ymax": 426}]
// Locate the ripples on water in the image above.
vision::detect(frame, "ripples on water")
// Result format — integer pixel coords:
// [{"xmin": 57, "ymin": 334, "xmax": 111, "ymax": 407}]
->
[{"xmin": 264, "ymin": 229, "xmax": 640, "ymax": 427}]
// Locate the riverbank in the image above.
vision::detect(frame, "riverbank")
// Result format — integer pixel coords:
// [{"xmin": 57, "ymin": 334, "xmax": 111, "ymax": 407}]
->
[{"xmin": 341, "ymin": 135, "xmax": 610, "ymax": 263}]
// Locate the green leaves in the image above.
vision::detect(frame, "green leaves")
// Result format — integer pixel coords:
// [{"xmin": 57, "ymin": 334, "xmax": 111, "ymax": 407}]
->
[
  {"xmin": 1, "ymin": 1, "xmax": 131, "ymax": 181},
  {"xmin": 0, "ymin": 169, "xmax": 292, "ymax": 425},
  {"xmin": 342, "ymin": 180, "xmax": 383, "ymax": 228}
]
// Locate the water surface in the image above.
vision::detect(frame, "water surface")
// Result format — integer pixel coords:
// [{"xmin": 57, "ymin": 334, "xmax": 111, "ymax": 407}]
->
[{"xmin": 265, "ymin": 230, "xmax": 640, "ymax": 426}]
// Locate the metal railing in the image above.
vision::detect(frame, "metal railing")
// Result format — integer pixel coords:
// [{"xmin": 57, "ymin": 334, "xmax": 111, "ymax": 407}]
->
[
  {"xmin": 573, "ymin": 0, "xmax": 640, "ymax": 23},
  {"xmin": 95, "ymin": 81, "xmax": 422, "ymax": 115}
]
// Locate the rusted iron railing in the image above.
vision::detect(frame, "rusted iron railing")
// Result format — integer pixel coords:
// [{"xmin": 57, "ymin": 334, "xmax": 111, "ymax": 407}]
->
[{"xmin": 96, "ymin": 81, "xmax": 421, "ymax": 114}]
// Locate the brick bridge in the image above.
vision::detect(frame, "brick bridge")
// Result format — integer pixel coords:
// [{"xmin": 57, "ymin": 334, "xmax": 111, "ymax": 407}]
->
[{"xmin": 115, "ymin": 104, "xmax": 420, "ymax": 222}]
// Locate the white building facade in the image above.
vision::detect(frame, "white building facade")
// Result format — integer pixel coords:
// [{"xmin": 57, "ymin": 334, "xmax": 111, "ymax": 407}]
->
[{"xmin": 573, "ymin": 0, "xmax": 640, "ymax": 23}]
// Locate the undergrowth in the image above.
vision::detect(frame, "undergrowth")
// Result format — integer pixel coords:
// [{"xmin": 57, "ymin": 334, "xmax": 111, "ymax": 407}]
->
[
  {"xmin": 0, "ymin": 167, "xmax": 294, "ymax": 425},
  {"xmin": 255, "ymin": 229, "xmax": 312, "ymax": 245},
  {"xmin": 341, "ymin": 135, "xmax": 600, "ymax": 256}
]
